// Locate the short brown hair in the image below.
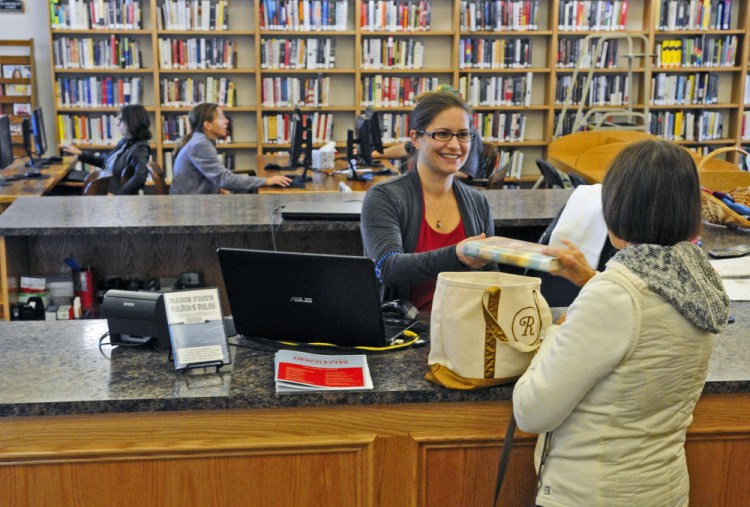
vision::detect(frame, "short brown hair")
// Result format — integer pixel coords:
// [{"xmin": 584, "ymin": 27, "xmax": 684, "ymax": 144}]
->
[{"xmin": 602, "ymin": 139, "xmax": 702, "ymax": 246}]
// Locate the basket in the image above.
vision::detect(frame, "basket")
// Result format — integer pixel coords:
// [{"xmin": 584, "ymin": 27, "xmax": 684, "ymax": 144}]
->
[{"xmin": 698, "ymin": 147, "xmax": 750, "ymax": 229}]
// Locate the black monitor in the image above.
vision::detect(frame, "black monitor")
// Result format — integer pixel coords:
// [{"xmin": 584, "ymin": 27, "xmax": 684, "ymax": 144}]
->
[
  {"xmin": 365, "ymin": 107, "xmax": 384, "ymax": 155},
  {"xmin": 0, "ymin": 116, "xmax": 13, "ymax": 169},
  {"xmin": 346, "ymin": 129, "xmax": 373, "ymax": 182},
  {"xmin": 264, "ymin": 107, "xmax": 304, "ymax": 171},
  {"xmin": 31, "ymin": 108, "xmax": 48, "ymax": 159}
]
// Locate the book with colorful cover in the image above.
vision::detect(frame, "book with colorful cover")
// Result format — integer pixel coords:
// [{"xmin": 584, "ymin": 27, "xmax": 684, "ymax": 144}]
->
[
  {"xmin": 274, "ymin": 350, "xmax": 373, "ymax": 393},
  {"xmin": 460, "ymin": 236, "xmax": 561, "ymax": 272}
]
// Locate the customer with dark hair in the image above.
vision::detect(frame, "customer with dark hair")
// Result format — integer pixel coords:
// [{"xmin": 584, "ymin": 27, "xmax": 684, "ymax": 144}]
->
[
  {"xmin": 170, "ymin": 103, "xmax": 290, "ymax": 194},
  {"xmin": 62, "ymin": 104, "xmax": 152, "ymax": 195},
  {"xmin": 513, "ymin": 139, "xmax": 729, "ymax": 506},
  {"xmin": 361, "ymin": 91, "xmax": 495, "ymax": 310}
]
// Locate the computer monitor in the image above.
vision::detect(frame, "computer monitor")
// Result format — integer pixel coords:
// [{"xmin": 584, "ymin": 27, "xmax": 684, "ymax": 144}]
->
[
  {"xmin": 355, "ymin": 114, "xmax": 373, "ymax": 166},
  {"xmin": 345, "ymin": 129, "xmax": 372, "ymax": 182},
  {"xmin": 31, "ymin": 108, "xmax": 48, "ymax": 159},
  {"xmin": 0, "ymin": 116, "xmax": 13, "ymax": 169},
  {"xmin": 365, "ymin": 107, "xmax": 385, "ymax": 155},
  {"xmin": 264, "ymin": 107, "xmax": 305, "ymax": 171}
]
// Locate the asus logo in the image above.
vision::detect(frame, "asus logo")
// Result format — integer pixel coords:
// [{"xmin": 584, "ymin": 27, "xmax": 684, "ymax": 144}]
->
[
  {"xmin": 123, "ymin": 302, "xmax": 135, "ymax": 307},
  {"xmin": 289, "ymin": 297, "xmax": 313, "ymax": 304}
]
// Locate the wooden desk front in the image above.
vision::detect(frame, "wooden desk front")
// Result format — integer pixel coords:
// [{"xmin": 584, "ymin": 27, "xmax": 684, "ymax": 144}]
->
[
  {"xmin": 0, "ymin": 156, "xmax": 74, "ymax": 212},
  {"xmin": 256, "ymin": 155, "xmax": 395, "ymax": 193}
]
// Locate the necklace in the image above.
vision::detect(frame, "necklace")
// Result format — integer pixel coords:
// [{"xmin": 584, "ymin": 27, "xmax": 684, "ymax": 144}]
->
[{"xmin": 424, "ymin": 192, "xmax": 452, "ymax": 229}]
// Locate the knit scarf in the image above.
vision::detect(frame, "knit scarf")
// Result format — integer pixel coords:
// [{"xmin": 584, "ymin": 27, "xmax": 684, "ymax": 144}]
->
[{"xmin": 611, "ymin": 242, "xmax": 730, "ymax": 334}]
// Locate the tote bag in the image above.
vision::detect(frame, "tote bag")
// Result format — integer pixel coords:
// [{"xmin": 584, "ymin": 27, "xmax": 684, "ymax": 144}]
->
[{"xmin": 426, "ymin": 271, "xmax": 552, "ymax": 390}]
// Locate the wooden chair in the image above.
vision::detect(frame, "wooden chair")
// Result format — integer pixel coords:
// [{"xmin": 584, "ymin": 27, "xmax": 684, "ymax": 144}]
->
[
  {"xmin": 146, "ymin": 161, "xmax": 169, "ymax": 195},
  {"xmin": 82, "ymin": 170, "xmax": 111, "ymax": 196}
]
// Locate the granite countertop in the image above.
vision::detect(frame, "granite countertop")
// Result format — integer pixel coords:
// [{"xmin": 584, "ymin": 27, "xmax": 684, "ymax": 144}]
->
[
  {"xmin": 1, "ymin": 302, "xmax": 748, "ymax": 418},
  {"xmin": 0, "ymin": 190, "xmax": 572, "ymax": 235}
]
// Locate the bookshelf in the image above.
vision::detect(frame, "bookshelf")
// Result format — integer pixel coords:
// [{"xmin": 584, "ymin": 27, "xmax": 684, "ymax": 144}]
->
[
  {"xmin": 0, "ymin": 39, "xmax": 36, "ymax": 158},
  {"xmin": 45, "ymin": 1, "xmax": 750, "ymax": 181}
]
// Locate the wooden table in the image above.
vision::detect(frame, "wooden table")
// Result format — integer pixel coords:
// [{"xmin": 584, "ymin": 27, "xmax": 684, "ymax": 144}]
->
[
  {"xmin": 0, "ymin": 156, "xmax": 74, "ymax": 212},
  {"xmin": 255, "ymin": 154, "xmax": 396, "ymax": 193}
]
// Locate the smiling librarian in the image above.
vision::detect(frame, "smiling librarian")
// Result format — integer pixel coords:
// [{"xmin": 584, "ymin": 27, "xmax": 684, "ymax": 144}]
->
[{"xmin": 361, "ymin": 91, "xmax": 496, "ymax": 311}]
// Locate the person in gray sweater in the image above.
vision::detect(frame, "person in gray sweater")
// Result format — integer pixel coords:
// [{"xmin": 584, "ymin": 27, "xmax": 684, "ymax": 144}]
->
[
  {"xmin": 170, "ymin": 103, "xmax": 290, "ymax": 194},
  {"xmin": 361, "ymin": 92, "xmax": 495, "ymax": 310}
]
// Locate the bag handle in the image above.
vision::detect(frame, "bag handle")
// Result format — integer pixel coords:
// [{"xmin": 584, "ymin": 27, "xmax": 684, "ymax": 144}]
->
[{"xmin": 482, "ymin": 286, "xmax": 542, "ymax": 354}]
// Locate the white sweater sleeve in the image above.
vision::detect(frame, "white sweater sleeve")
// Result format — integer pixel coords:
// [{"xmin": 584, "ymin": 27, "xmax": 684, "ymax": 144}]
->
[{"xmin": 512, "ymin": 276, "xmax": 635, "ymax": 434}]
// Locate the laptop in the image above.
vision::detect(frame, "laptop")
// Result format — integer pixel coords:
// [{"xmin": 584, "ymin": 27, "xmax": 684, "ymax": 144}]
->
[
  {"xmin": 217, "ymin": 248, "xmax": 415, "ymax": 348},
  {"xmin": 281, "ymin": 200, "xmax": 363, "ymax": 221}
]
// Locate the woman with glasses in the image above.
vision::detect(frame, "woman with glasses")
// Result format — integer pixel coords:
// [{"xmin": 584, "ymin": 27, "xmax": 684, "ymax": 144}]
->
[
  {"xmin": 62, "ymin": 104, "xmax": 152, "ymax": 195},
  {"xmin": 361, "ymin": 91, "xmax": 495, "ymax": 310},
  {"xmin": 169, "ymin": 103, "xmax": 290, "ymax": 194}
]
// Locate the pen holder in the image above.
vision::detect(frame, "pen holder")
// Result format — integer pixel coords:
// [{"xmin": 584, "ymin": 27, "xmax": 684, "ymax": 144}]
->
[{"xmin": 74, "ymin": 268, "xmax": 97, "ymax": 310}]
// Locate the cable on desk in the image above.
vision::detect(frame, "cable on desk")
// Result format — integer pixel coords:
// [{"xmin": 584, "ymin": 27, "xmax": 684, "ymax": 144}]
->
[{"xmin": 269, "ymin": 205, "xmax": 285, "ymax": 252}]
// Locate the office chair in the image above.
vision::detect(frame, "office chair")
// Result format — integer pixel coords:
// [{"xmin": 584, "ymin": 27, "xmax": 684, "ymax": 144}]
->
[
  {"xmin": 486, "ymin": 163, "xmax": 509, "ymax": 189},
  {"xmin": 567, "ymin": 172, "xmax": 589, "ymax": 187},
  {"xmin": 146, "ymin": 161, "xmax": 169, "ymax": 195},
  {"xmin": 534, "ymin": 159, "xmax": 566, "ymax": 189},
  {"xmin": 82, "ymin": 170, "xmax": 111, "ymax": 196}
]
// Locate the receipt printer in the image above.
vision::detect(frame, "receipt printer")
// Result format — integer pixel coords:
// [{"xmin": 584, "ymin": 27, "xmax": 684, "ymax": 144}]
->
[{"xmin": 102, "ymin": 290, "xmax": 170, "ymax": 351}]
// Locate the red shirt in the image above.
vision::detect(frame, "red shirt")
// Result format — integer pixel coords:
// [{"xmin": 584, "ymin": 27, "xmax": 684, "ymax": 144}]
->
[{"xmin": 409, "ymin": 210, "xmax": 466, "ymax": 311}]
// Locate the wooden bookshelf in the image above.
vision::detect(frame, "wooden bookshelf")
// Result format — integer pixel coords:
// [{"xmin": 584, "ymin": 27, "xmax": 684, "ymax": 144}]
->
[
  {"xmin": 0, "ymin": 39, "xmax": 36, "ymax": 158},
  {"xmin": 45, "ymin": 1, "xmax": 750, "ymax": 179}
]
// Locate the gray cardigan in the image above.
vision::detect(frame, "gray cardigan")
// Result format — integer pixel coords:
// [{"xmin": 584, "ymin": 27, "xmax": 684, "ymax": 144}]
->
[
  {"xmin": 361, "ymin": 170, "xmax": 496, "ymax": 300},
  {"xmin": 170, "ymin": 132, "xmax": 265, "ymax": 194}
]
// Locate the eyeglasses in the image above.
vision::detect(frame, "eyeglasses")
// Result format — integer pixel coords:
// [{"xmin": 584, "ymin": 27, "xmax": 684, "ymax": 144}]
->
[{"xmin": 417, "ymin": 130, "xmax": 475, "ymax": 143}]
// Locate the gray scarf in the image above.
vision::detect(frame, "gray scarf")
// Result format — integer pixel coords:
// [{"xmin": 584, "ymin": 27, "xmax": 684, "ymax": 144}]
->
[{"xmin": 610, "ymin": 242, "xmax": 729, "ymax": 334}]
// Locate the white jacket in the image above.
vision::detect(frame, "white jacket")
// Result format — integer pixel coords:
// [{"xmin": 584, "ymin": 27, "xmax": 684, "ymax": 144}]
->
[{"xmin": 513, "ymin": 262, "xmax": 716, "ymax": 507}]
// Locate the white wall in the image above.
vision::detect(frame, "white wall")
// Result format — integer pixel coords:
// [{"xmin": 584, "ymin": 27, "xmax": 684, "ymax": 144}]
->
[{"xmin": 1, "ymin": 3, "xmax": 57, "ymax": 152}]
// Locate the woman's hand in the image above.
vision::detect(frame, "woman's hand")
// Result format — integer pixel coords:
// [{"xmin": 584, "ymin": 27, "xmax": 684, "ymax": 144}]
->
[
  {"xmin": 61, "ymin": 145, "xmax": 82, "ymax": 156},
  {"xmin": 456, "ymin": 233, "xmax": 489, "ymax": 269},
  {"xmin": 265, "ymin": 175, "xmax": 292, "ymax": 187},
  {"xmin": 542, "ymin": 239, "xmax": 597, "ymax": 287}
]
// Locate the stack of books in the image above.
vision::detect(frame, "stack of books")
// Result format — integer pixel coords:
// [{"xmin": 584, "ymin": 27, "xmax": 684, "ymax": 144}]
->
[{"xmin": 460, "ymin": 236, "xmax": 561, "ymax": 272}]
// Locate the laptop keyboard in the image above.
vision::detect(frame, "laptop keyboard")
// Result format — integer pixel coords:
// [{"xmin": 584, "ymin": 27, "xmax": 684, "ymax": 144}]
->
[{"xmin": 65, "ymin": 169, "xmax": 88, "ymax": 182}]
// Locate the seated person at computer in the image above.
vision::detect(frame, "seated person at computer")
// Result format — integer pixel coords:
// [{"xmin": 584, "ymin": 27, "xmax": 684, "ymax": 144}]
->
[
  {"xmin": 361, "ymin": 91, "xmax": 495, "ymax": 311},
  {"xmin": 170, "ymin": 103, "xmax": 291, "ymax": 194},
  {"xmin": 370, "ymin": 85, "xmax": 482, "ymax": 180},
  {"xmin": 62, "ymin": 105, "xmax": 152, "ymax": 195}
]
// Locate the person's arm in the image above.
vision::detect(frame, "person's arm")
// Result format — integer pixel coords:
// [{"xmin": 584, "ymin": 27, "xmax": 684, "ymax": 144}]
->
[
  {"xmin": 189, "ymin": 141, "xmax": 280, "ymax": 192},
  {"xmin": 372, "ymin": 143, "xmax": 410, "ymax": 160},
  {"xmin": 117, "ymin": 143, "xmax": 150, "ymax": 195},
  {"xmin": 361, "ymin": 184, "xmax": 466, "ymax": 289},
  {"xmin": 542, "ymin": 239, "xmax": 598, "ymax": 287},
  {"xmin": 512, "ymin": 277, "xmax": 634, "ymax": 434},
  {"xmin": 67, "ymin": 146, "xmax": 106, "ymax": 168}
]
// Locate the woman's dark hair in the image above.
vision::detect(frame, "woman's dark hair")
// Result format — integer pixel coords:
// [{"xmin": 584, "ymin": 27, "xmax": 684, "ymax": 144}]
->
[
  {"xmin": 602, "ymin": 139, "xmax": 702, "ymax": 246},
  {"xmin": 120, "ymin": 105, "xmax": 151, "ymax": 141},
  {"xmin": 408, "ymin": 91, "xmax": 473, "ymax": 169},
  {"xmin": 173, "ymin": 103, "xmax": 219, "ymax": 157}
]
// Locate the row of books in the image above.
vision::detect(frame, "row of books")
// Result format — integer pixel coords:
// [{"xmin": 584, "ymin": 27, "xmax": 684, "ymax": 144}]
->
[
  {"xmin": 259, "ymin": 0, "xmax": 349, "ymax": 31},
  {"xmin": 555, "ymin": 74, "xmax": 631, "ymax": 106},
  {"xmin": 361, "ymin": 38, "xmax": 424, "ymax": 70},
  {"xmin": 360, "ymin": 75, "xmax": 439, "ymax": 107},
  {"xmin": 458, "ymin": 38, "xmax": 533, "ymax": 69},
  {"xmin": 459, "ymin": 0, "xmax": 541, "ymax": 31},
  {"xmin": 557, "ymin": 0, "xmax": 629, "ymax": 31},
  {"xmin": 162, "ymin": 113, "xmax": 233, "ymax": 143},
  {"xmin": 654, "ymin": 0, "xmax": 732, "ymax": 31},
  {"xmin": 648, "ymin": 110, "xmax": 724, "ymax": 141},
  {"xmin": 379, "ymin": 112, "xmax": 411, "ymax": 143},
  {"xmin": 50, "ymin": 0, "xmax": 142, "ymax": 30},
  {"xmin": 745, "ymin": 79, "xmax": 750, "ymax": 108},
  {"xmin": 460, "ymin": 73, "xmax": 534, "ymax": 107},
  {"xmin": 158, "ymin": 38, "xmax": 236, "ymax": 70},
  {"xmin": 501, "ymin": 149, "xmax": 525, "ymax": 180},
  {"xmin": 655, "ymin": 36, "xmax": 738, "ymax": 68},
  {"xmin": 57, "ymin": 113, "xmax": 119, "ymax": 146},
  {"xmin": 360, "ymin": 0, "xmax": 431, "ymax": 31},
  {"xmin": 158, "ymin": 0, "xmax": 229, "ymax": 31},
  {"xmin": 261, "ymin": 112, "xmax": 334, "ymax": 144},
  {"xmin": 56, "ymin": 76, "xmax": 143, "ymax": 108},
  {"xmin": 554, "ymin": 111, "xmax": 581, "ymax": 137},
  {"xmin": 472, "ymin": 111, "xmax": 527, "ymax": 142},
  {"xmin": 739, "ymin": 112, "xmax": 750, "ymax": 142},
  {"xmin": 261, "ymin": 76, "xmax": 331, "ymax": 107},
  {"xmin": 651, "ymin": 72, "xmax": 721, "ymax": 106},
  {"xmin": 53, "ymin": 36, "xmax": 142, "ymax": 70},
  {"xmin": 161, "ymin": 77, "xmax": 236, "ymax": 107},
  {"xmin": 260, "ymin": 38, "xmax": 336, "ymax": 70},
  {"xmin": 556, "ymin": 38, "xmax": 620, "ymax": 68}
]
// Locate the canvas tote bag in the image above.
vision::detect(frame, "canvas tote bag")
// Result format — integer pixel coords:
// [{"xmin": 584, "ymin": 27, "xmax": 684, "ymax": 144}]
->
[{"xmin": 426, "ymin": 271, "xmax": 552, "ymax": 390}]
